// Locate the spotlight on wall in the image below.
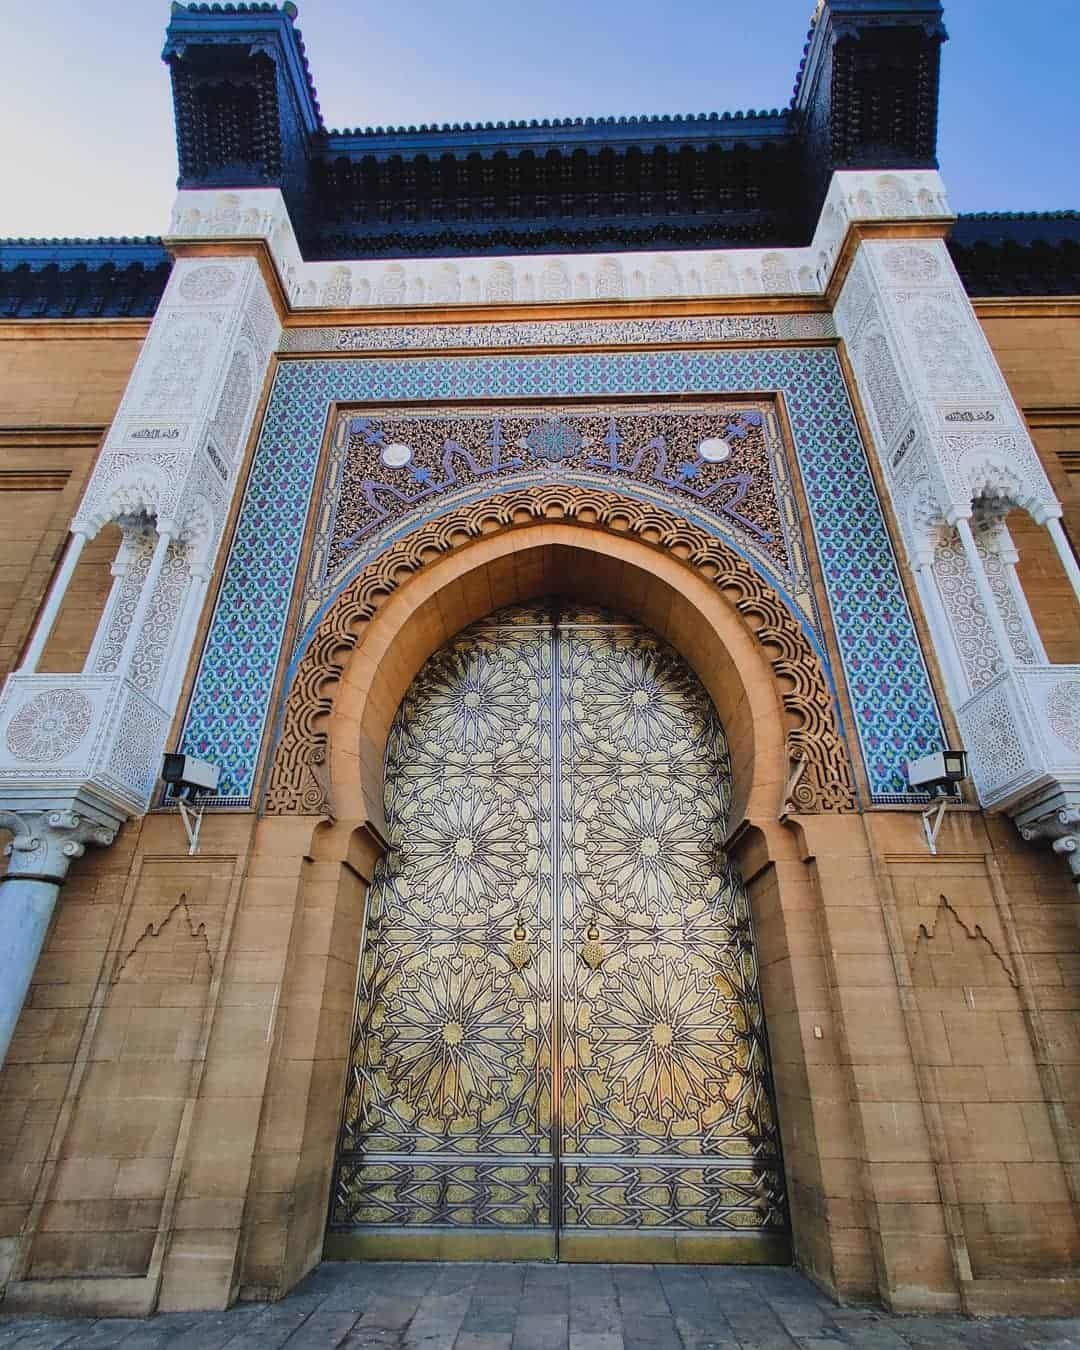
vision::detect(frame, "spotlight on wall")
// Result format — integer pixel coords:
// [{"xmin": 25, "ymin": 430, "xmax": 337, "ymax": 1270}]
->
[
  {"xmin": 161, "ymin": 753, "xmax": 220, "ymax": 855},
  {"xmin": 907, "ymin": 750, "xmax": 968, "ymax": 856}
]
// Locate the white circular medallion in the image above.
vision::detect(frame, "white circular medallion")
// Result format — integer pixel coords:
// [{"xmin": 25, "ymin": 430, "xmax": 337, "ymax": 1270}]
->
[
  {"xmin": 697, "ymin": 437, "xmax": 732, "ymax": 463},
  {"xmin": 380, "ymin": 442, "xmax": 413, "ymax": 468},
  {"xmin": 6, "ymin": 688, "xmax": 94, "ymax": 762}
]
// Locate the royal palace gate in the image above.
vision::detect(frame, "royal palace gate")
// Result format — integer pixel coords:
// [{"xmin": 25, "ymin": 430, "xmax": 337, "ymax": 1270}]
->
[{"xmin": 326, "ymin": 602, "xmax": 788, "ymax": 1263}]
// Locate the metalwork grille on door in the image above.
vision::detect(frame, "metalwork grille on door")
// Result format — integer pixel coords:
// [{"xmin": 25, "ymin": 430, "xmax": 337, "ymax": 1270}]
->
[{"xmin": 328, "ymin": 603, "xmax": 788, "ymax": 1262}]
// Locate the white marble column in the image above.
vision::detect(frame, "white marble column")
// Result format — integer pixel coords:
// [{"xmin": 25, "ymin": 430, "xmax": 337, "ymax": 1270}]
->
[
  {"xmin": 0, "ymin": 809, "xmax": 116, "ymax": 1065},
  {"xmin": 18, "ymin": 530, "xmax": 90, "ymax": 673}
]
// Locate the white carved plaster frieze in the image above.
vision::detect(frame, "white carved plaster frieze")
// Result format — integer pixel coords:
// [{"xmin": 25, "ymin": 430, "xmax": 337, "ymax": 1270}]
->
[
  {"xmin": 278, "ymin": 311, "xmax": 840, "ymax": 353},
  {"xmin": 164, "ymin": 170, "xmax": 953, "ymax": 315}
]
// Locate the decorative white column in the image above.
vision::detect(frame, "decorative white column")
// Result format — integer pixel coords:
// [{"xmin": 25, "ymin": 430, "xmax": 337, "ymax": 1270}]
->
[
  {"xmin": 117, "ymin": 529, "xmax": 174, "ymax": 671},
  {"xmin": 159, "ymin": 567, "xmax": 210, "ymax": 710},
  {"xmin": 954, "ymin": 516, "xmax": 1016, "ymax": 664},
  {"xmin": 0, "ymin": 189, "xmax": 289, "ymax": 1066},
  {"xmin": 829, "ymin": 169, "xmax": 1080, "ymax": 884},
  {"xmin": 913, "ymin": 555, "xmax": 966, "ymax": 708},
  {"xmin": 18, "ymin": 530, "xmax": 89, "ymax": 673},
  {"xmin": 979, "ymin": 515, "xmax": 1047, "ymax": 663},
  {"xmin": 0, "ymin": 809, "xmax": 116, "ymax": 1064},
  {"xmin": 83, "ymin": 520, "xmax": 150, "ymax": 674},
  {"xmin": 1044, "ymin": 516, "xmax": 1080, "ymax": 610}
]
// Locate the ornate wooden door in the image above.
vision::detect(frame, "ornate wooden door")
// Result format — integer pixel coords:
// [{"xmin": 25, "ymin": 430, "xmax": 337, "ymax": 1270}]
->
[{"xmin": 326, "ymin": 603, "xmax": 788, "ymax": 1263}]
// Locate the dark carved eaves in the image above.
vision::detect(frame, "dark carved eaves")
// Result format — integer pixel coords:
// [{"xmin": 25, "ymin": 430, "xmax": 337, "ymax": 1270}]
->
[
  {"xmin": 0, "ymin": 240, "xmax": 171, "ymax": 318},
  {"xmin": 304, "ymin": 215, "xmax": 803, "ymax": 262},
  {"xmin": 307, "ymin": 137, "xmax": 804, "ymax": 258},
  {"xmin": 949, "ymin": 213, "xmax": 1080, "ymax": 297}
]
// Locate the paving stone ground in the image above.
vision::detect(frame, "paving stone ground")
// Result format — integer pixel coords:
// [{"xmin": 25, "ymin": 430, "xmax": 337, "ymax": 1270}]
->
[{"xmin": 1, "ymin": 1263, "xmax": 1079, "ymax": 1349}]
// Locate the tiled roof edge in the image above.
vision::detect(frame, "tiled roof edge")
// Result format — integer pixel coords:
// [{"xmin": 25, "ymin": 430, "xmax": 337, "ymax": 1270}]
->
[{"xmin": 324, "ymin": 109, "xmax": 791, "ymax": 138}]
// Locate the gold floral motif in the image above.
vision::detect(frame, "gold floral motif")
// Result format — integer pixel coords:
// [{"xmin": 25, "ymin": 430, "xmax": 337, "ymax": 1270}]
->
[
  {"xmin": 595, "ymin": 961, "xmax": 735, "ymax": 1119},
  {"xmin": 384, "ymin": 957, "xmax": 525, "ymax": 1119},
  {"xmin": 576, "ymin": 782, "xmax": 721, "ymax": 916},
  {"xmin": 397, "ymin": 643, "xmax": 538, "ymax": 757},
  {"xmin": 395, "ymin": 781, "xmax": 537, "ymax": 917},
  {"xmin": 570, "ymin": 636, "xmax": 729, "ymax": 774}
]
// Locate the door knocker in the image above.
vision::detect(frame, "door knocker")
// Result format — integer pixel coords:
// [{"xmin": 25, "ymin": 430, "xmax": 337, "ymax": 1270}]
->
[
  {"xmin": 507, "ymin": 922, "xmax": 532, "ymax": 970},
  {"xmin": 580, "ymin": 918, "xmax": 605, "ymax": 971}
]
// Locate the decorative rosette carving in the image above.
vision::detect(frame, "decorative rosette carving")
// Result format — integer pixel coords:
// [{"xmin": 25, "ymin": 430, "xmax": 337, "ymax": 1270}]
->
[{"xmin": 6, "ymin": 689, "xmax": 94, "ymax": 763}]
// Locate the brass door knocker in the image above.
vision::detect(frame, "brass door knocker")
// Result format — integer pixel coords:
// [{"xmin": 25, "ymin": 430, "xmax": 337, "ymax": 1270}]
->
[
  {"xmin": 580, "ymin": 918, "xmax": 605, "ymax": 970},
  {"xmin": 507, "ymin": 922, "xmax": 532, "ymax": 970}
]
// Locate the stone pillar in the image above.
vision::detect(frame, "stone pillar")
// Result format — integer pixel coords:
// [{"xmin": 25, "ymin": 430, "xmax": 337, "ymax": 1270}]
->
[
  {"xmin": 977, "ymin": 515, "xmax": 1047, "ymax": 664},
  {"xmin": 0, "ymin": 808, "xmax": 117, "ymax": 1065}
]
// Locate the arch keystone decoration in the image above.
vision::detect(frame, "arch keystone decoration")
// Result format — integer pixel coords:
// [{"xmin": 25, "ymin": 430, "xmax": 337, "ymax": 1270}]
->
[{"xmin": 264, "ymin": 488, "xmax": 858, "ymax": 819}]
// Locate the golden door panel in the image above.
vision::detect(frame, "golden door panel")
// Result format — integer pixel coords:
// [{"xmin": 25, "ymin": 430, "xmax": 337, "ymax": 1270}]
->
[{"xmin": 328, "ymin": 603, "xmax": 787, "ymax": 1260}]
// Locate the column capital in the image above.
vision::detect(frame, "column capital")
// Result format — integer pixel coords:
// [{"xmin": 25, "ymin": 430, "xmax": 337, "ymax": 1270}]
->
[
  {"xmin": 0, "ymin": 807, "xmax": 117, "ymax": 883},
  {"xmin": 1015, "ymin": 790, "xmax": 1080, "ymax": 891},
  {"xmin": 1032, "ymin": 502, "xmax": 1064, "ymax": 527}
]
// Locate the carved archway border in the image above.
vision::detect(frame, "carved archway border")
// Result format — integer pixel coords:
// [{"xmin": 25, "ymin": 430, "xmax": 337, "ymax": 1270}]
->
[{"xmin": 264, "ymin": 484, "xmax": 858, "ymax": 815}]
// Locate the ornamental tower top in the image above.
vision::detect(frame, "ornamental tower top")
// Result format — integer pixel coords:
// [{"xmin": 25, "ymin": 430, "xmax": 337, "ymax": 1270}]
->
[{"xmin": 162, "ymin": 0, "xmax": 948, "ymax": 260}]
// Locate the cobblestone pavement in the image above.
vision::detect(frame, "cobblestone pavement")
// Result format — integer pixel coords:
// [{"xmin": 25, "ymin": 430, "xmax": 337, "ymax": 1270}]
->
[{"xmin": 1, "ymin": 1263, "xmax": 1079, "ymax": 1349}]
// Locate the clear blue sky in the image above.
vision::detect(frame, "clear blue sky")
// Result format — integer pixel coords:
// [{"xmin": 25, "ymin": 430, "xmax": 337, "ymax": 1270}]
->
[{"xmin": 2, "ymin": 0, "xmax": 1077, "ymax": 240}]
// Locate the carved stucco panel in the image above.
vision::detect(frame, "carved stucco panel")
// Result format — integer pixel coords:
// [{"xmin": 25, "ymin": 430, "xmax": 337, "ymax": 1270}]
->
[
  {"xmin": 852, "ymin": 323, "xmax": 912, "ymax": 452},
  {"xmin": 880, "ymin": 244, "xmax": 943, "ymax": 285},
  {"xmin": 5, "ymin": 688, "xmax": 96, "ymax": 763},
  {"xmin": 891, "ymin": 291, "xmax": 992, "ymax": 395},
  {"xmin": 208, "ymin": 343, "xmax": 256, "ymax": 468},
  {"xmin": 834, "ymin": 251, "xmax": 874, "ymax": 339},
  {"xmin": 960, "ymin": 681, "xmax": 1031, "ymax": 801},
  {"xmin": 136, "ymin": 311, "xmax": 227, "ymax": 413},
  {"xmin": 1045, "ymin": 679, "xmax": 1080, "ymax": 755},
  {"xmin": 177, "ymin": 263, "xmax": 241, "ymax": 305}
]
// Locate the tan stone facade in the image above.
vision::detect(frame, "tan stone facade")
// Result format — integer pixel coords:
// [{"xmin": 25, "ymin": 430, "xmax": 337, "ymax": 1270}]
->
[{"xmin": 1, "ymin": 292, "xmax": 1078, "ymax": 1321}]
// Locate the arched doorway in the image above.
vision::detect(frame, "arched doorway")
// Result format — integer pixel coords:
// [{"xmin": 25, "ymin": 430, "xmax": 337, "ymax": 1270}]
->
[{"xmin": 325, "ymin": 600, "xmax": 789, "ymax": 1263}]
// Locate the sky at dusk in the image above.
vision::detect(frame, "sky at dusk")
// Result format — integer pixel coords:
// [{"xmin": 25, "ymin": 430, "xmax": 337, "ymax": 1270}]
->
[{"xmin": 1, "ymin": 0, "xmax": 1078, "ymax": 240}]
